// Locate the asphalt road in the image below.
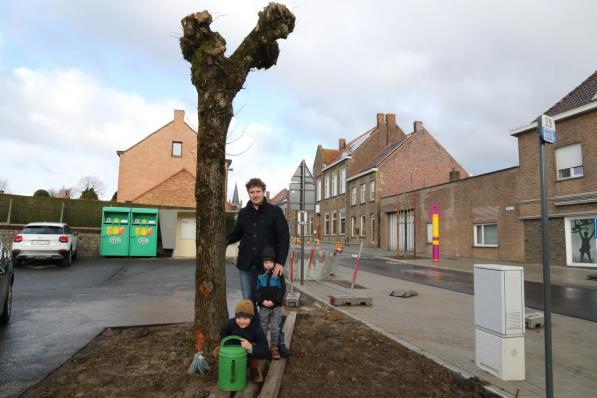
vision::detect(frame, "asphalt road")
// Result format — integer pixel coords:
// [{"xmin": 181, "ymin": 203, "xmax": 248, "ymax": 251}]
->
[
  {"xmin": 339, "ymin": 256, "xmax": 597, "ymax": 322},
  {"xmin": 0, "ymin": 258, "xmax": 242, "ymax": 398}
]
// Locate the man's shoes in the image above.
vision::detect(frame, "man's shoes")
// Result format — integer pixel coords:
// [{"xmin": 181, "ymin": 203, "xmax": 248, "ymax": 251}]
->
[
  {"xmin": 278, "ymin": 344, "xmax": 290, "ymax": 357},
  {"xmin": 271, "ymin": 346, "xmax": 281, "ymax": 360}
]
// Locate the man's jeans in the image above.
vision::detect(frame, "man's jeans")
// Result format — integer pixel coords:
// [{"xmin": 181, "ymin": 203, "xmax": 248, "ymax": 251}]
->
[{"xmin": 238, "ymin": 267, "xmax": 286, "ymax": 346}]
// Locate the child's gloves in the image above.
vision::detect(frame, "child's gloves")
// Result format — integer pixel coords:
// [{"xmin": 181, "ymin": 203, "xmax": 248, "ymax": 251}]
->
[{"xmin": 187, "ymin": 351, "xmax": 210, "ymax": 375}]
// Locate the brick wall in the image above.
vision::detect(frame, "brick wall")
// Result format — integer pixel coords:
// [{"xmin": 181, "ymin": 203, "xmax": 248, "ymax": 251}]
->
[
  {"xmin": 377, "ymin": 127, "xmax": 469, "ymax": 199},
  {"xmin": 117, "ymin": 110, "xmax": 198, "ymax": 206},
  {"xmin": 386, "ymin": 167, "xmax": 525, "ymax": 262},
  {"xmin": 523, "ymin": 218, "xmax": 567, "ymax": 266}
]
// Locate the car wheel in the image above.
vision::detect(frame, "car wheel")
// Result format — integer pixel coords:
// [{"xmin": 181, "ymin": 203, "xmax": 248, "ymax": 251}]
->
[
  {"xmin": 61, "ymin": 251, "xmax": 72, "ymax": 267},
  {"xmin": 12, "ymin": 256, "xmax": 21, "ymax": 267},
  {"xmin": 0, "ymin": 282, "xmax": 12, "ymax": 325}
]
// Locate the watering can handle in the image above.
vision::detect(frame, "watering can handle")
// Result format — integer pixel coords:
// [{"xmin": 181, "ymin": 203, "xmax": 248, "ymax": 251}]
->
[{"xmin": 220, "ymin": 335, "xmax": 243, "ymax": 347}]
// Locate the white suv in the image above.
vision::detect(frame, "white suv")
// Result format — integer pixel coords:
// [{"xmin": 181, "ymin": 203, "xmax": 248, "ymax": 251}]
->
[{"xmin": 12, "ymin": 222, "xmax": 79, "ymax": 267}]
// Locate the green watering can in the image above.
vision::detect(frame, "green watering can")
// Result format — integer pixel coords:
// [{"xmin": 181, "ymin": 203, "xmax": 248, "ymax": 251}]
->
[{"xmin": 218, "ymin": 335, "xmax": 248, "ymax": 391}]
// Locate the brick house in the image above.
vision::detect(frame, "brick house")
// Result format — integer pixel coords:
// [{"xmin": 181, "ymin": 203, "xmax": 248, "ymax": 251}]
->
[
  {"xmin": 312, "ymin": 113, "xmax": 468, "ymax": 248},
  {"xmin": 389, "ymin": 70, "xmax": 597, "ymax": 267},
  {"xmin": 116, "ymin": 109, "xmax": 230, "ymax": 208}
]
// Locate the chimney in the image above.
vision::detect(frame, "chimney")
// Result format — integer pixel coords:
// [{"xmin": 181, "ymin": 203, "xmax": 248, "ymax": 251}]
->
[
  {"xmin": 174, "ymin": 109, "xmax": 185, "ymax": 123},
  {"xmin": 386, "ymin": 114, "xmax": 396, "ymax": 127},
  {"xmin": 339, "ymin": 138, "xmax": 346, "ymax": 149},
  {"xmin": 414, "ymin": 121, "xmax": 424, "ymax": 132},
  {"xmin": 449, "ymin": 169, "xmax": 461, "ymax": 182},
  {"xmin": 376, "ymin": 113, "xmax": 385, "ymax": 128}
]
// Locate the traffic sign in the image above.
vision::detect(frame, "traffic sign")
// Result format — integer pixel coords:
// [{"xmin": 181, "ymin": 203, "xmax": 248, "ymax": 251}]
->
[{"xmin": 539, "ymin": 114, "xmax": 556, "ymax": 144}]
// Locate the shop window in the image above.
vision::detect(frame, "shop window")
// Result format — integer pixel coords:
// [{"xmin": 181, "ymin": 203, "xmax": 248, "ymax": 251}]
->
[{"xmin": 565, "ymin": 217, "xmax": 596, "ymax": 266}]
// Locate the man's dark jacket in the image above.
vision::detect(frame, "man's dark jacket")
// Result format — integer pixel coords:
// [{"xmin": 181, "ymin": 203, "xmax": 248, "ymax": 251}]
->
[{"xmin": 227, "ymin": 199, "xmax": 290, "ymax": 272}]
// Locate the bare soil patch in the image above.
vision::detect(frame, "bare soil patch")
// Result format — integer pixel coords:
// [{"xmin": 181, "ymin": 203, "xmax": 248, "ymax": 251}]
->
[
  {"xmin": 23, "ymin": 295, "xmax": 496, "ymax": 398},
  {"xmin": 281, "ymin": 295, "xmax": 497, "ymax": 398},
  {"xmin": 22, "ymin": 324, "xmax": 217, "ymax": 398}
]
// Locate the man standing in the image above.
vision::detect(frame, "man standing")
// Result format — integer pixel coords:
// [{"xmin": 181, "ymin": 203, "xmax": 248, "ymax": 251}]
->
[{"xmin": 227, "ymin": 178, "xmax": 291, "ymax": 356}]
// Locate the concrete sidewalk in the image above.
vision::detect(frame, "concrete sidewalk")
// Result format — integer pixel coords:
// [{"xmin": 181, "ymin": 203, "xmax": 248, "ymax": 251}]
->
[
  {"xmin": 318, "ymin": 242, "xmax": 597, "ymax": 289},
  {"xmin": 292, "ymin": 262, "xmax": 597, "ymax": 398}
]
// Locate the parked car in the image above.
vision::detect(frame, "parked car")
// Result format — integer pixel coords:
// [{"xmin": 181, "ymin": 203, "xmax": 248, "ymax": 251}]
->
[
  {"xmin": 1, "ymin": 237, "xmax": 14, "ymax": 324},
  {"xmin": 12, "ymin": 222, "xmax": 79, "ymax": 267}
]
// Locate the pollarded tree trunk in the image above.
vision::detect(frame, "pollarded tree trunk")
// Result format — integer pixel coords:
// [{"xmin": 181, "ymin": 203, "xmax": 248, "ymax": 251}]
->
[{"xmin": 180, "ymin": 4, "xmax": 295, "ymax": 354}]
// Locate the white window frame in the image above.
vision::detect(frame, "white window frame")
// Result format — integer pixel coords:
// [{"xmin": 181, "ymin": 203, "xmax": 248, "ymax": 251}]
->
[
  {"xmin": 360, "ymin": 215, "xmax": 366, "ymax": 237},
  {"xmin": 309, "ymin": 216, "xmax": 313, "ymax": 236},
  {"xmin": 324, "ymin": 213, "xmax": 330, "ymax": 235},
  {"xmin": 556, "ymin": 143, "xmax": 583, "ymax": 180},
  {"xmin": 360, "ymin": 184, "xmax": 366, "ymax": 203},
  {"xmin": 370, "ymin": 181, "xmax": 375, "ymax": 201},
  {"xmin": 324, "ymin": 174, "xmax": 330, "ymax": 199},
  {"xmin": 331, "ymin": 211, "xmax": 337, "ymax": 235},
  {"xmin": 370, "ymin": 213, "xmax": 376, "ymax": 242},
  {"xmin": 172, "ymin": 141, "xmax": 182, "ymax": 157},
  {"xmin": 339, "ymin": 209, "xmax": 346, "ymax": 235},
  {"xmin": 332, "ymin": 172, "xmax": 338, "ymax": 197},
  {"xmin": 351, "ymin": 216, "xmax": 357, "ymax": 237},
  {"xmin": 474, "ymin": 223, "xmax": 498, "ymax": 247},
  {"xmin": 316, "ymin": 178, "xmax": 322, "ymax": 201},
  {"xmin": 339, "ymin": 168, "xmax": 346, "ymax": 194},
  {"xmin": 351, "ymin": 187, "xmax": 357, "ymax": 205}
]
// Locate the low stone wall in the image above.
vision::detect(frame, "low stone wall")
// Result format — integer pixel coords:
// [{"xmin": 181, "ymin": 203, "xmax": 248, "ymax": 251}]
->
[{"xmin": 0, "ymin": 224, "xmax": 101, "ymax": 257}]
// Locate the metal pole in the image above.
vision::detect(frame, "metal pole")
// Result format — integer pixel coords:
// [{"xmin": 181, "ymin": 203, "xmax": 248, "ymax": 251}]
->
[
  {"xmin": 300, "ymin": 160, "xmax": 305, "ymax": 286},
  {"xmin": 539, "ymin": 130, "xmax": 554, "ymax": 398},
  {"xmin": 60, "ymin": 202, "xmax": 65, "ymax": 222}
]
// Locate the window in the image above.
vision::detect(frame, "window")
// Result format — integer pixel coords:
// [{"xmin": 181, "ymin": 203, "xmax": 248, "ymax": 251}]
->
[
  {"xmin": 331, "ymin": 211, "xmax": 337, "ymax": 235},
  {"xmin": 316, "ymin": 178, "xmax": 322, "ymax": 201},
  {"xmin": 172, "ymin": 141, "xmax": 182, "ymax": 157},
  {"xmin": 360, "ymin": 215, "xmax": 366, "ymax": 236},
  {"xmin": 351, "ymin": 187, "xmax": 357, "ymax": 205},
  {"xmin": 340, "ymin": 209, "xmax": 346, "ymax": 235},
  {"xmin": 370, "ymin": 213, "xmax": 376, "ymax": 241},
  {"xmin": 427, "ymin": 223, "xmax": 433, "ymax": 244},
  {"xmin": 339, "ymin": 168, "xmax": 346, "ymax": 194},
  {"xmin": 556, "ymin": 144, "xmax": 583, "ymax": 180},
  {"xmin": 309, "ymin": 216, "xmax": 313, "ymax": 236},
  {"xmin": 360, "ymin": 184, "xmax": 366, "ymax": 203},
  {"xmin": 324, "ymin": 175, "xmax": 330, "ymax": 199},
  {"xmin": 474, "ymin": 224, "xmax": 498, "ymax": 247},
  {"xmin": 324, "ymin": 213, "xmax": 330, "ymax": 235},
  {"xmin": 351, "ymin": 216, "xmax": 357, "ymax": 237},
  {"xmin": 370, "ymin": 181, "xmax": 375, "ymax": 201},
  {"xmin": 565, "ymin": 217, "xmax": 596, "ymax": 266},
  {"xmin": 332, "ymin": 172, "xmax": 338, "ymax": 197}
]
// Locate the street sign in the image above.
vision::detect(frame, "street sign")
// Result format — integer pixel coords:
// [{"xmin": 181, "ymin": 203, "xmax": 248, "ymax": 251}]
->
[
  {"xmin": 288, "ymin": 160, "xmax": 316, "ymax": 211},
  {"xmin": 539, "ymin": 114, "xmax": 556, "ymax": 144}
]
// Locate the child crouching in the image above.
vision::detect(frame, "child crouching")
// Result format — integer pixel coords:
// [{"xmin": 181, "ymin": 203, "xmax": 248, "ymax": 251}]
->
[{"xmin": 214, "ymin": 299, "xmax": 269, "ymax": 382}]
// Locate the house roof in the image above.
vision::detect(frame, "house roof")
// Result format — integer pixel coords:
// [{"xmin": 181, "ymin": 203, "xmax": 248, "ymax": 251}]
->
[
  {"xmin": 353, "ymin": 135, "xmax": 412, "ymax": 175},
  {"xmin": 131, "ymin": 168, "xmax": 195, "ymax": 202},
  {"xmin": 544, "ymin": 70, "xmax": 597, "ymax": 116},
  {"xmin": 270, "ymin": 188, "xmax": 289, "ymax": 206},
  {"xmin": 117, "ymin": 116, "xmax": 197, "ymax": 157},
  {"xmin": 320, "ymin": 127, "xmax": 377, "ymax": 169}
]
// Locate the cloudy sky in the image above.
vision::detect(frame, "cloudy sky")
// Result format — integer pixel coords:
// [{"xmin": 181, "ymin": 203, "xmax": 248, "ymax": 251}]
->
[{"xmin": 1, "ymin": 1, "xmax": 596, "ymax": 203}]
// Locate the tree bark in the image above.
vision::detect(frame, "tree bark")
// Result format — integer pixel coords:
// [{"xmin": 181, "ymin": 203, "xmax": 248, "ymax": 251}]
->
[{"xmin": 180, "ymin": 3, "xmax": 295, "ymax": 354}]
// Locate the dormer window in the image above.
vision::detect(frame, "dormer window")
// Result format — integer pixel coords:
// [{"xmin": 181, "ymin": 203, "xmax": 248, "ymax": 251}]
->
[{"xmin": 172, "ymin": 141, "xmax": 182, "ymax": 157}]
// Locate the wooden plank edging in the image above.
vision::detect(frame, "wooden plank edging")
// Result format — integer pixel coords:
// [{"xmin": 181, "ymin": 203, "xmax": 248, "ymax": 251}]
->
[{"xmin": 258, "ymin": 311, "xmax": 298, "ymax": 398}]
